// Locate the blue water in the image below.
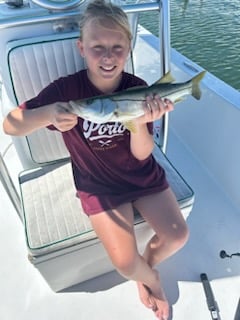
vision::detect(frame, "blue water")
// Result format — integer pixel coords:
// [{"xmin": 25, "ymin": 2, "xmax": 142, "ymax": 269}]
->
[{"xmin": 141, "ymin": 0, "xmax": 240, "ymax": 91}]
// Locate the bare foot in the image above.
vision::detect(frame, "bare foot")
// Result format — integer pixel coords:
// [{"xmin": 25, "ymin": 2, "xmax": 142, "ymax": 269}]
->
[
  {"xmin": 150, "ymin": 285, "xmax": 169, "ymax": 320},
  {"xmin": 137, "ymin": 281, "xmax": 154, "ymax": 309},
  {"xmin": 137, "ymin": 271, "xmax": 169, "ymax": 320}
]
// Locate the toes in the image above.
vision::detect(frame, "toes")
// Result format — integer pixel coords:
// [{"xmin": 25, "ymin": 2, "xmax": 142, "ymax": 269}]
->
[
  {"xmin": 154, "ymin": 301, "xmax": 169, "ymax": 320},
  {"xmin": 137, "ymin": 282, "xmax": 154, "ymax": 309},
  {"xmin": 150, "ymin": 292, "xmax": 169, "ymax": 319},
  {"xmin": 137, "ymin": 281, "xmax": 169, "ymax": 319}
]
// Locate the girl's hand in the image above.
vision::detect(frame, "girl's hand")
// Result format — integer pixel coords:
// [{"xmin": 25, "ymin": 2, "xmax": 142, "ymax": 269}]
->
[
  {"xmin": 3, "ymin": 102, "xmax": 78, "ymax": 137},
  {"xmin": 136, "ymin": 95, "xmax": 174, "ymax": 125},
  {"xmin": 130, "ymin": 96, "xmax": 173, "ymax": 160},
  {"xmin": 48, "ymin": 103, "xmax": 78, "ymax": 132}
]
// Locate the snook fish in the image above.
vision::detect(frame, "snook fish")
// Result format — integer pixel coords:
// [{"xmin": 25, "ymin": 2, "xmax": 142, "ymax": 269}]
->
[{"xmin": 69, "ymin": 71, "xmax": 206, "ymax": 130}]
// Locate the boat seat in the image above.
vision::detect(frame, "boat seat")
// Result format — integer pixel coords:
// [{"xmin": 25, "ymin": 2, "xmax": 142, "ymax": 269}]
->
[
  {"xmin": 20, "ymin": 146, "xmax": 194, "ymax": 257},
  {"xmin": 3, "ymin": 33, "xmax": 194, "ymax": 291}
]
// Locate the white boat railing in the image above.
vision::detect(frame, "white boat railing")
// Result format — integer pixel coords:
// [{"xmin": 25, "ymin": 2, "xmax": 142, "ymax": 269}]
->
[{"xmin": 31, "ymin": 0, "xmax": 85, "ymax": 11}]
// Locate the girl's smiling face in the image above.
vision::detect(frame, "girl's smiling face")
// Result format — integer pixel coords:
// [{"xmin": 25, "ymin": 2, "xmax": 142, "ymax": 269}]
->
[{"xmin": 77, "ymin": 19, "xmax": 131, "ymax": 93}]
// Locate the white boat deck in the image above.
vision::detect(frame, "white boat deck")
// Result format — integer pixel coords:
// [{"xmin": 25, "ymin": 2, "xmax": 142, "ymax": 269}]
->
[{"xmin": 1, "ymin": 107, "xmax": 239, "ymax": 319}]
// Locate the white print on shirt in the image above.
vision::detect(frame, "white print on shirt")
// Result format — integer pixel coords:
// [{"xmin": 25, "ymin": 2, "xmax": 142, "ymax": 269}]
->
[
  {"xmin": 99, "ymin": 140, "xmax": 112, "ymax": 147},
  {"xmin": 83, "ymin": 120, "xmax": 126, "ymax": 149}
]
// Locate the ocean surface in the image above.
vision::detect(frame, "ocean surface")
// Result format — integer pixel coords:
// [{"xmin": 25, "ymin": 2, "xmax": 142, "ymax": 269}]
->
[{"xmin": 140, "ymin": 0, "xmax": 240, "ymax": 91}]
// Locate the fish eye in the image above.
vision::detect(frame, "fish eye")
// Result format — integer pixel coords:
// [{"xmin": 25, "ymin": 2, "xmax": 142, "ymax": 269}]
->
[{"xmin": 113, "ymin": 110, "xmax": 119, "ymax": 117}]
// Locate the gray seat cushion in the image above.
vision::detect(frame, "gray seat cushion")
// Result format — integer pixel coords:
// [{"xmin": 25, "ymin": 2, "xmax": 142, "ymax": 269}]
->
[{"xmin": 19, "ymin": 145, "xmax": 194, "ymax": 256}]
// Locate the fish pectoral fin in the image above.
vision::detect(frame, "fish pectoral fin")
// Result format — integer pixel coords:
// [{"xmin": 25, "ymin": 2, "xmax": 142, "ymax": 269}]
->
[
  {"xmin": 154, "ymin": 71, "xmax": 175, "ymax": 84},
  {"xmin": 174, "ymin": 97, "xmax": 184, "ymax": 103},
  {"xmin": 123, "ymin": 121, "xmax": 137, "ymax": 133},
  {"xmin": 191, "ymin": 70, "xmax": 206, "ymax": 100}
]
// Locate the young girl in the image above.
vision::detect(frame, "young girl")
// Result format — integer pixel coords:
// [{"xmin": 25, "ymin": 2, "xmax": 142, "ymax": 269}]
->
[{"xmin": 3, "ymin": 0, "xmax": 189, "ymax": 319}]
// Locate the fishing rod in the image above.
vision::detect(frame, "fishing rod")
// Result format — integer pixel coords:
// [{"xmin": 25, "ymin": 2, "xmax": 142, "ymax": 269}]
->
[
  {"xmin": 200, "ymin": 273, "xmax": 221, "ymax": 320},
  {"xmin": 234, "ymin": 298, "xmax": 240, "ymax": 320}
]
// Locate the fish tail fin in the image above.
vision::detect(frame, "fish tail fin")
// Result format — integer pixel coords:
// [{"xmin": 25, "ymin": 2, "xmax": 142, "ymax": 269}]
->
[{"xmin": 191, "ymin": 71, "xmax": 206, "ymax": 100}]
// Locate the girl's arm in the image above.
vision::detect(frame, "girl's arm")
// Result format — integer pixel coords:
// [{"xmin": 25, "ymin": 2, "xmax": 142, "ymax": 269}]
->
[
  {"xmin": 3, "ymin": 103, "xmax": 78, "ymax": 136},
  {"xmin": 130, "ymin": 96, "xmax": 174, "ymax": 160}
]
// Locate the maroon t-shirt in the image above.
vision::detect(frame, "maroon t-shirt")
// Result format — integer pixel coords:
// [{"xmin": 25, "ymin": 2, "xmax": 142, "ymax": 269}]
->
[{"xmin": 21, "ymin": 70, "xmax": 168, "ymax": 214}]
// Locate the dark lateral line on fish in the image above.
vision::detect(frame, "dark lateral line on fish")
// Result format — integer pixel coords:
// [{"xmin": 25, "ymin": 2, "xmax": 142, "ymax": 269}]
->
[{"xmin": 112, "ymin": 98, "xmax": 145, "ymax": 102}]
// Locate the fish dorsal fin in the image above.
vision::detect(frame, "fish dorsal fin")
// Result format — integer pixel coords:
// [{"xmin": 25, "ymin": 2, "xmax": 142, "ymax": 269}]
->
[{"xmin": 154, "ymin": 72, "xmax": 175, "ymax": 84}]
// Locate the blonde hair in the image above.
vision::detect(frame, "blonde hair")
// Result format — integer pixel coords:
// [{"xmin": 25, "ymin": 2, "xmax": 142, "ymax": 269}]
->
[{"xmin": 79, "ymin": 0, "xmax": 132, "ymax": 42}]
